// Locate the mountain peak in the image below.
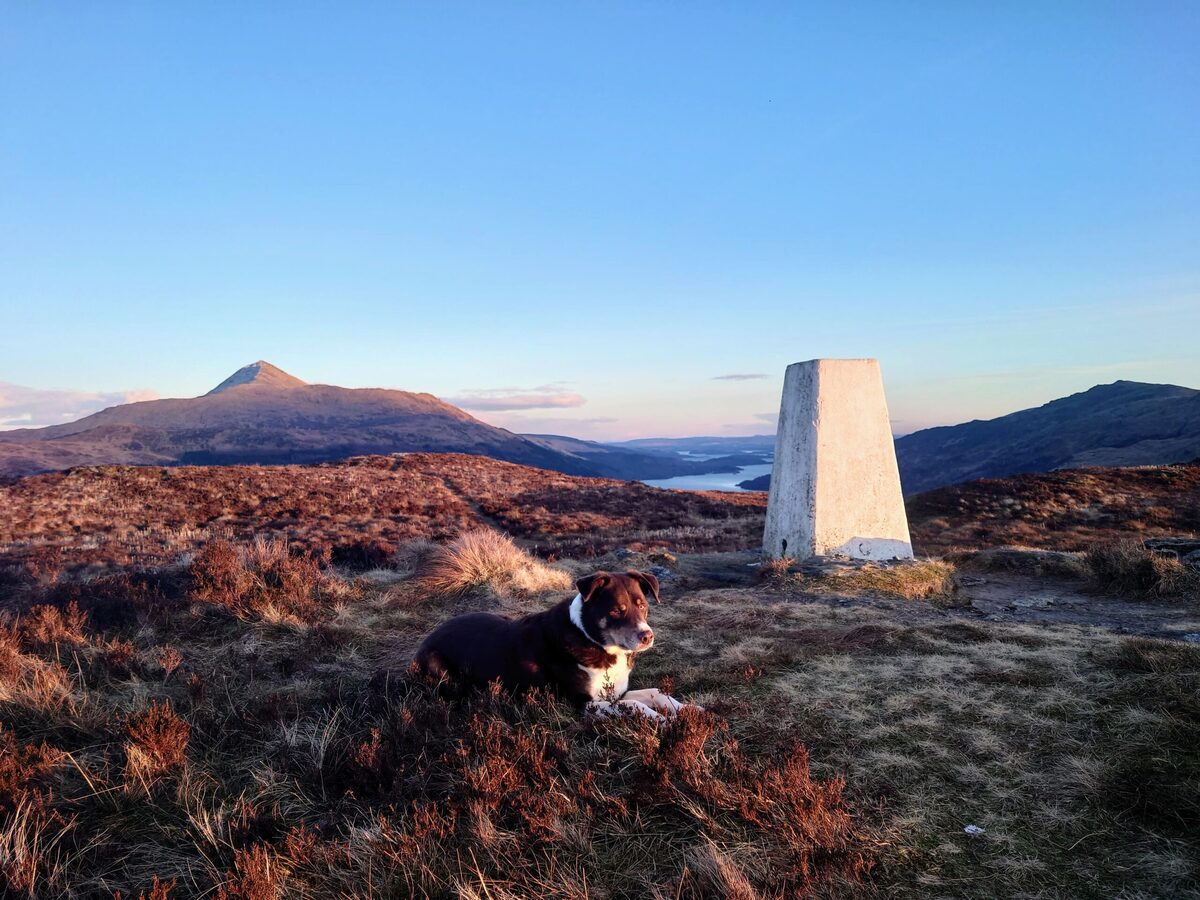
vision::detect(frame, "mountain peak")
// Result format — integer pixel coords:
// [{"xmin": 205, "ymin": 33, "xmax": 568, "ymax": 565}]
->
[{"xmin": 207, "ymin": 361, "xmax": 306, "ymax": 395}]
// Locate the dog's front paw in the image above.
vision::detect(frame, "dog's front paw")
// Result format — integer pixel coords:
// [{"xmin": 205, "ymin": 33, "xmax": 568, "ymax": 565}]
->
[
  {"xmin": 587, "ymin": 699, "xmax": 665, "ymax": 722},
  {"xmin": 627, "ymin": 701, "xmax": 666, "ymax": 722}
]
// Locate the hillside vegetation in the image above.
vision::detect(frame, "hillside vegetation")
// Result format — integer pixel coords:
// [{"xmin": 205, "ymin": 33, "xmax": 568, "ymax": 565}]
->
[
  {"xmin": 909, "ymin": 462, "xmax": 1200, "ymax": 554},
  {"xmin": 1, "ymin": 455, "xmax": 1199, "ymax": 895},
  {"xmin": 896, "ymin": 380, "xmax": 1200, "ymax": 493},
  {"xmin": 1, "ymin": 526, "xmax": 1197, "ymax": 896},
  {"xmin": 0, "ymin": 454, "xmax": 766, "ymax": 575},
  {"xmin": 4, "ymin": 456, "xmax": 1198, "ymax": 581}
]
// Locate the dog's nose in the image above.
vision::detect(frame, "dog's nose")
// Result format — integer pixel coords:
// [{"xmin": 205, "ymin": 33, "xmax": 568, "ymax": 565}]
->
[{"xmin": 639, "ymin": 628, "xmax": 654, "ymax": 648}]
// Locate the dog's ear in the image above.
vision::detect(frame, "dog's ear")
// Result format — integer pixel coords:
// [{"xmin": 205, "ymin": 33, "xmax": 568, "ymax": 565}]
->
[
  {"xmin": 576, "ymin": 571, "xmax": 611, "ymax": 603},
  {"xmin": 627, "ymin": 570, "xmax": 660, "ymax": 603}
]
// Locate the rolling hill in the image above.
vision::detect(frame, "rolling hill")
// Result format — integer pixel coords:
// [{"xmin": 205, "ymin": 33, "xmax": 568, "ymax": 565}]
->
[
  {"xmin": 0, "ymin": 362, "xmax": 766, "ymax": 482},
  {"xmin": 740, "ymin": 380, "xmax": 1200, "ymax": 494},
  {"xmin": 895, "ymin": 380, "xmax": 1200, "ymax": 493},
  {"xmin": 0, "ymin": 363, "xmax": 600, "ymax": 478},
  {"xmin": 521, "ymin": 433, "xmax": 765, "ymax": 480}
]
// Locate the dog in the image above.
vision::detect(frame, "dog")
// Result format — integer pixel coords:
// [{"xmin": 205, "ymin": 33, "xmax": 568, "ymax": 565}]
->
[{"xmin": 414, "ymin": 570, "xmax": 689, "ymax": 719}]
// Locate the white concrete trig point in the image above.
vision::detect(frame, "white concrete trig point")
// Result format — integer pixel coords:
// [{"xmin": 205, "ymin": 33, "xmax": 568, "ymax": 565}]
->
[{"xmin": 764, "ymin": 359, "xmax": 913, "ymax": 561}]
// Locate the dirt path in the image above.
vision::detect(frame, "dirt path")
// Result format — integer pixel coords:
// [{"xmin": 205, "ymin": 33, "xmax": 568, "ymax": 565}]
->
[
  {"xmin": 665, "ymin": 550, "xmax": 1200, "ymax": 642},
  {"xmin": 957, "ymin": 572, "xmax": 1200, "ymax": 640}
]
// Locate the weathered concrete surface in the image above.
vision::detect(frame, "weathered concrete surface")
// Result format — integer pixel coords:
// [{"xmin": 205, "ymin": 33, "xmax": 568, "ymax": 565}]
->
[{"xmin": 764, "ymin": 359, "xmax": 913, "ymax": 561}]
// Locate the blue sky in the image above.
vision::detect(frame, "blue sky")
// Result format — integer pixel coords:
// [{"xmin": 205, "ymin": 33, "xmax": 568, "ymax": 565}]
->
[{"xmin": 2, "ymin": 3, "xmax": 1197, "ymax": 438}]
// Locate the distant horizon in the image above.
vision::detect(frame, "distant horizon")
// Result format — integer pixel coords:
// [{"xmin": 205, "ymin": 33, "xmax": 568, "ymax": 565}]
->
[{"xmin": 1, "ymin": 357, "xmax": 1194, "ymax": 442}]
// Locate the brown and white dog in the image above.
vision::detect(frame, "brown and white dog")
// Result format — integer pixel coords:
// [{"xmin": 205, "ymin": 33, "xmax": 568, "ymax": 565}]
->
[{"xmin": 414, "ymin": 570, "xmax": 689, "ymax": 719}]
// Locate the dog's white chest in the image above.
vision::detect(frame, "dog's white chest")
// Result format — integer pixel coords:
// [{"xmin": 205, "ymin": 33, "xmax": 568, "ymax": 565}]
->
[{"xmin": 579, "ymin": 653, "xmax": 632, "ymax": 701}]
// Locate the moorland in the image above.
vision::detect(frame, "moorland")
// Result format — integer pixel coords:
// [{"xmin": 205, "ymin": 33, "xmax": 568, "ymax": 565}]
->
[{"xmin": 1, "ymin": 455, "xmax": 1198, "ymax": 897}]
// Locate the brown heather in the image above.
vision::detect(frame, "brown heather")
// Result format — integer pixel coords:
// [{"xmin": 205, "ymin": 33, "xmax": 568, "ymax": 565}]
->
[
  {"xmin": 125, "ymin": 701, "xmax": 190, "ymax": 788},
  {"xmin": 188, "ymin": 538, "xmax": 363, "ymax": 625},
  {"xmin": 0, "ymin": 537, "xmax": 872, "ymax": 897},
  {"xmin": 0, "ymin": 453, "xmax": 767, "ymax": 575},
  {"xmin": 908, "ymin": 462, "xmax": 1200, "ymax": 553},
  {"xmin": 3, "ymin": 456, "xmax": 1196, "ymax": 582},
  {"xmin": 112, "ymin": 874, "xmax": 177, "ymax": 900},
  {"xmin": 0, "ymin": 454, "xmax": 1196, "ymax": 896}
]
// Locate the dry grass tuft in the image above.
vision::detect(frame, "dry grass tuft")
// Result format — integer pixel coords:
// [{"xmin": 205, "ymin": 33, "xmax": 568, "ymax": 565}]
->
[
  {"xmin": 416, "ymin": 528, "xmax": 572, "ymax": 598},
  {"xmin": 772, "ymin": 559, "xmax": 961, "ymax": 604},
  {"xmin": 1084, "ymin": 541, "xmax": 1200, "ymax": 599},
  {"xmin": 756, "ymin": 556, "xmax": 793, "ymax": 583},
  {"xmin": 0, "ymin": 727, "xmax": 70, "ymax": 895},
  {"xmin": 953, "ymin": 546, "xmax": 1088, "ymax": 579},
  {"xmin": 838, "ymin": 560, "xmax": 960, "ymax": 602},
  {"xmin": 761, "ymin": 557, "xmax": 959, "ymax": 604}
]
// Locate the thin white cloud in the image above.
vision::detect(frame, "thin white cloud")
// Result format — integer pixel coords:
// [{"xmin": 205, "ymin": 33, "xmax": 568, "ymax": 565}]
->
[
  {"xmin": 446, "ymin": 385, "xmax": 586, "ymax": 411},
  {"xmin": 713, "ymin": 373, "xmax": 768, "ymax": 381},
  {"xmin": 0, "ymin": 383, "xmax": 158, "ymax": 430}
]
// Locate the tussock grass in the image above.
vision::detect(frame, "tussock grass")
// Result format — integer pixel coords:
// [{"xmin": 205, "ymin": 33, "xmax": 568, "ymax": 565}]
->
[
  {"xmin": 0, "ymin": 585, "xmax": 870, "ymax": 898},
  {"xmin": 2, "ymin": 537, "xmax": 1198, "ymax": 897},
  {"xmin": 1091, "ymin": 637, "xmax": 1200, "ymax": 855},
  {"xmin": 953, "ymin": 546, "xmax": 1088, "ymax": 579},
  {"xmin": 416, "ymin": 528, "xmax": 572, "ymax": 598},
  {"xmin": 834, "ymin": 560, "xmax": 959, "ymax": 602},
  {"xmin": 763, "ymin": 558, "xmax": 960, "ymax": 604},
  {"xmin": 1084, "ymin": 541, "xmax": 1200, "ymax": 599},
  {"xmin": 633, "ymin": 587, "xmax": 1200, "ymax": 896}
]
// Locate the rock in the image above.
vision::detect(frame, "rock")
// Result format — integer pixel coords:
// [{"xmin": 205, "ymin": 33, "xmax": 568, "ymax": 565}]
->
[{"xmin": 1146, "ymin": 537, "xmax": 1200, "ymax": 559}]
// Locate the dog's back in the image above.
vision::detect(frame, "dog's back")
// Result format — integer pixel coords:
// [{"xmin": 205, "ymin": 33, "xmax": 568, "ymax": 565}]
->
[
  {"xmin": 416, "ymin": 611, "xmax": 536, "ymax": 687},
  {"xmin": 413, "ymin": 570, "xmax": 661, "ymax": 709}
]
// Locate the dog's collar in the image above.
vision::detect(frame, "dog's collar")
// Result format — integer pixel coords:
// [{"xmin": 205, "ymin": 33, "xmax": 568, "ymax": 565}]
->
[{"xmin": 568, "ymin": 593, "xmax": 607, "ymax": 649}]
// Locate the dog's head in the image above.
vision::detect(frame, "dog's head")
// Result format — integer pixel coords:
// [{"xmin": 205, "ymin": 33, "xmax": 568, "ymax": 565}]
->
[{"xmin": 572, "ymin": 570, "xmax": 659, "ymax": 653}]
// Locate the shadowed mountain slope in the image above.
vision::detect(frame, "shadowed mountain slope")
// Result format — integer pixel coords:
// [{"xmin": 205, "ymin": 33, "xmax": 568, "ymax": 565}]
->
[{"xmin": 895, "ymin": 380, "xmax": 1200, "ymax": 493}]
